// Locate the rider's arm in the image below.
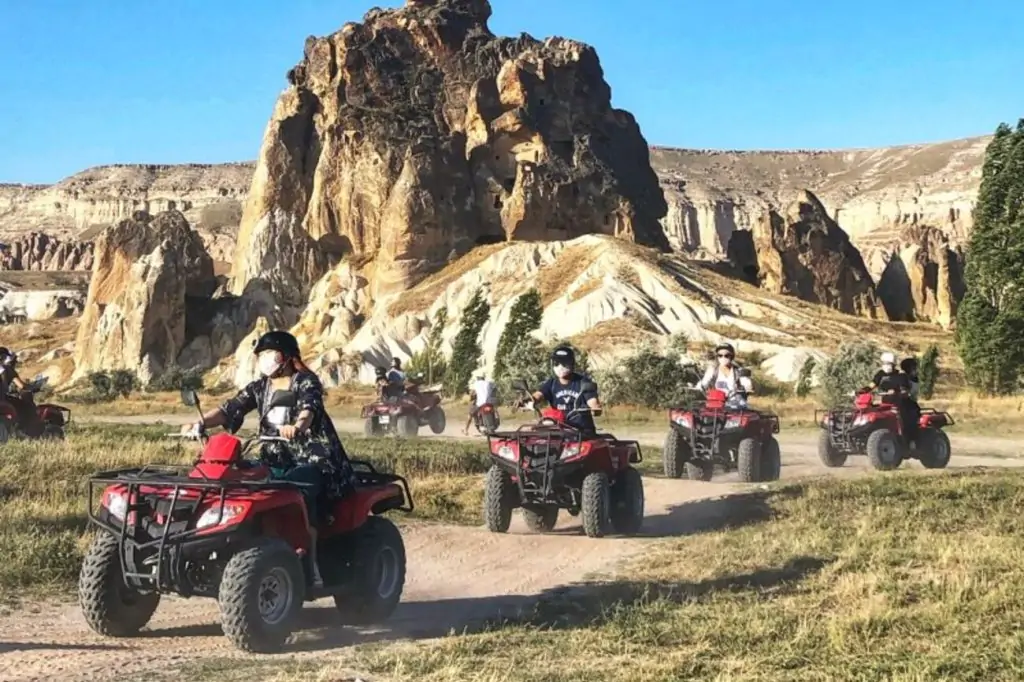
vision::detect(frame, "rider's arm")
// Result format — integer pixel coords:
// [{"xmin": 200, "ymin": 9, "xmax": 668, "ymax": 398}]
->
[
  {"xmin": 293, "ymin": 373, "xmax": 325, "ymax": 434},
  {"xmin": 739, "ymin": 375, "xmax": 754, "ymax": 394},
  {"xmin": 9, "ymin": 373, "xmax": 26, "ymax": 392},
  {"xmin": 195, "ymin": 381, "xmax": 259, "ymax": 432}
]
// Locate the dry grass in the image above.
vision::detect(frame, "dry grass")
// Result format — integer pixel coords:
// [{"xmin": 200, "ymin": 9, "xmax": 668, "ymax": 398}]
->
[
  {"xmin": 388, "ymin": 244, "xmax": 507, "ymax": 316},
  {"xmin": 569, "ymin": 318, "xmax": 656, "ymax": 354},
  {"xmin": 536, "ymin": 243, "xmax": 600, "ymax": 306},
  {"xmin": 0, "ymin": 426, "xmax": 493, "ymax": 604},
  {"xmin": 0, "ymin": 270, "xmax": 91, "ymax": 291},
  {"xmin": 183, "ymin": 470, "xmax": 1024, "ymax": 681}
]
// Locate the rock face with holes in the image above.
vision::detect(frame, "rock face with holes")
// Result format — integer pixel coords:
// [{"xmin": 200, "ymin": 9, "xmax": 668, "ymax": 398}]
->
[
  {"xmin": 734, "ymin": 191, "xmax": 883, "ymax": 318},
  {"xmin": 874, "ymin": 225, "xmax": 965, "ymax": 328},
  {"xmin": 0, "ymin": 233, "xmax": 94, "ymax": 271},
  {"xmin": 71, "ymin": 210, "xmax": 218, "ymax": 384},
  {"xmin": 229, "ymin": 0, "xmax": 668, "ymax": 314}
]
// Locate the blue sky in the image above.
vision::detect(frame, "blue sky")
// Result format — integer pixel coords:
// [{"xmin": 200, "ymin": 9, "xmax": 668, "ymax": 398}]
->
[{"xmin": 1, "ymin": 0, "xmax": 1022, "ymax": 183}]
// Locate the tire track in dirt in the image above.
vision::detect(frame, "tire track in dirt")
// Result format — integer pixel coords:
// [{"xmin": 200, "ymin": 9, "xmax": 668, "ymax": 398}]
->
[{"xmin": 1, "ymin": 431, "xmax": 1020, "ymax": 682}]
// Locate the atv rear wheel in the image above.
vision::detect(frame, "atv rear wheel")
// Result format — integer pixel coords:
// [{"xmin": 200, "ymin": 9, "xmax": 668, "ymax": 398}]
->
[
  {"xmin": 397, "ymin": 414, "xmax": 419, "ymax": 438},
  {"xmin": 684, "ymin": 460, "xmax": 714, "ymax": 481},
  {"xmin": 363, "ymin": 417, "xmax": 378, "ymax": 438},
  {"xmin": 866, "ymin": 429, "xmax": 903, "ymax": 471},
  {"xmin": 483, "ymin": 465, "xmax": 516, "ymax": 533},
  {"xmin": 916, "ymin": 428, "xmax": 951, "ymax": 469},
  {"xmin": 817, "ymin": 429, "xmax": 847, "ymax": 468},
  {"xmin": 480, "ymin": 411, "xmax": 499, "ymax": 434},
  {"xmin": 663, "ymin": 429, "xmax": 689, "ymax": 479},
  {"xmin": 41, "ymin": 424, "xmax": 64, "ymax": 440},
  {"xmin": 611, "ymin": 466, "xmax": 645, "ymax": 535},
  {"xmin": 581, "ymin": 472, "xmax": 612, "ymax": 538},
  {"xmin": 218, "ymin": 538, "xmax": 305, "ymax": 653},
  {"xmin": 79, "ymin": 532, "xmax": 160, "ymax": 637},
  {"xmin": 737, "ymin": 437, "xmax": 762, "ymax": 483},
  {"xmin": 333, "ymin": 516, "xmax": 406, "ymax": 624},
  {"xmin": 521, "ymin": 505, "xmax": 559, "ymax": 532},
  {"xmin": 761, "ymin": 437, "xmax": 782, "ymax": 482},
  {"xmin": 0, "ymin": 419, "xmax": 11, "ymax": 444},
  {"xmin": 427, "ymin": 408, "xmax": 446, "ymax": 435}
]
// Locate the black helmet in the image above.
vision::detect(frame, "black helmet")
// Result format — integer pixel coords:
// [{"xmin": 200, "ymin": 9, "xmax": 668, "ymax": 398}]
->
[
  {"xmin": 900, "ymin": 357, "xmax": 918, "ymax": 373},
  {"xmin": 375, "ymin": 366, "xmax": 387, "ymax": 378},
  {"xmin": 551, "ymin": 345, "xmax": 576, "ymax": 370},
  {"xmin": 714, "ymin": 342, "xmax": 735, "ymax": 358},
  {"xmin": 392, "ymin": 356, "xmax": 402, "ymax": 369},
  {"xmin": 253, "ymin": 330, "xmax": 300, "ymax": 358}
]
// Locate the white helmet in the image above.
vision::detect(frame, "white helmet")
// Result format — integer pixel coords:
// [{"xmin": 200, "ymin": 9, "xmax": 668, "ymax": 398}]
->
[{"xmin": 880, "ymin": 352, "xmax": 896, "ymax": 365}]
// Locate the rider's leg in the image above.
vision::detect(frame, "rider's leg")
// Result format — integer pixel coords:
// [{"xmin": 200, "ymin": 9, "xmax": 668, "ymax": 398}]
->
[
  {"xmin": 464, "ymin": 405, "xmax": 478, "ymax": 434},
  {"xmin": 280, "ymin": 463, "xmax": 325, "ymax": 586}
]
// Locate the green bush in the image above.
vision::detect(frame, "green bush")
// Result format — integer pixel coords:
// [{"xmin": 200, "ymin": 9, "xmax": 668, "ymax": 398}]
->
[
  {"xmin": 493, "ymin": 290, "xmax": 543, "ymax": 381},
  {"xmin": 147, "ymin": 366, "xmax": 205, "ymax": 393},
  {"xmin": 919, "ymin": 345, "xmax": 940, "ymax": 399},
  {"xmin": 599, "ymin": 345, "xmax": 700, "ymax": 409},
  {"xmin": 795, "ymin": 357, "xmax": 817, "ymax": 398},
  {"xmin": 444, "ymin": 290, "xmax": 490, "ymax": 398},
  {"xmin": 817, "ymin": 341, "xmax": 880, "ymax": 407}
]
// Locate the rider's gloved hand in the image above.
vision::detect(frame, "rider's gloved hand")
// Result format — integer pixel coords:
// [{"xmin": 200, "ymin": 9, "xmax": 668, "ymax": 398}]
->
[{"xmin": 180, "ymin": 422, "xmax": 204, "ymax": 439}]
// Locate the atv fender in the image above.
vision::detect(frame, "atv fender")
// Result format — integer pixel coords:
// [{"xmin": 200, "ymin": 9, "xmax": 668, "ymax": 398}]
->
[{"xmin": 328, "ymin": 484, "xmax": 407, "ymax": 535}]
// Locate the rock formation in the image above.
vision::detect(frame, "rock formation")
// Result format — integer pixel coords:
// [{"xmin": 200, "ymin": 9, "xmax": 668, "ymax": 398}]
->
[
  {"xmin": 229, "ymin": 0, "xmax": 668, "ymax": 314},
  {"xmin": 0, "ymin": 233, "xmax": 93, "ymax": 271},
  {"xmin": 736, "ymin": 190, "xmax": 883, "ymax": 318},
  {"xmin": 72, "ymin": 210, "xmax": 218, "ymax": 384},
  {"xmin": 875, "ymin": 225, "xmax": 965, "ymax": 328}
]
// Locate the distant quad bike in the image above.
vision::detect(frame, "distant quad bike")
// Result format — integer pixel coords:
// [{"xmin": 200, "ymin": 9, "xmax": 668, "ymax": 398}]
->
[
  {"xmin": 663, "ymin": 377, "xmax": 782, "ymax": 483},
  {"xmin": 0, "ymin": 375, "xmax": 70, "ymax": 442},
  {"xmin": 483, "ymin": 379, "xmax": 645, "ymax": 538},
  {"xmin": 79, "ymin": 388, "xmax": 414, "ymax": 653},
  {"xmin": 473, "ymin": 403, "xmax": 500, "ymax": 435},
  {"xmin": 816, "ymin": 390, "xmax": 953, "ymax": 471},
  {"xmin": 361, "ymin": 373, "xmax": 445, "ymax": 438}
]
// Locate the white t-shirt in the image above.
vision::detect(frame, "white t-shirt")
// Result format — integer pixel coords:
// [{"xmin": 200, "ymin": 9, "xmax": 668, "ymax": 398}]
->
[
  {"xmin": 473, "ymin": 379, "xmax": 496, "ymax": 406},
  {"xmin": 699, "ymin": 364, "xmax": 753, "ymax": 407}
]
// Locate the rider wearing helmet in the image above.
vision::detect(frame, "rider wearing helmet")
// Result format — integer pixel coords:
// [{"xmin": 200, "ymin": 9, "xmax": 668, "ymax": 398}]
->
[
  {"xmin": 464, "ymin": 371, "xmax": 496, "ymax": 435},
  {"xmin": 182, "ymin": 330, "xmax": 353, "ymax": 586},
  {"xmin": 868, "ymin": 352, "xmax": 910, "ymax": 398},
  {"xmin": 697, "ymin": 342, "xmax": 753, "ymax": 407},
  {"xmin": 530, "ymin": 346, "xmax": 602, "ymax": 433},
  {"xmin": 386, "ymin": 357, "xmax": 406, "ymax": 385},
  {"xmin": 0, "ymin": 348, "xmax": 38, "ymax": 435}
]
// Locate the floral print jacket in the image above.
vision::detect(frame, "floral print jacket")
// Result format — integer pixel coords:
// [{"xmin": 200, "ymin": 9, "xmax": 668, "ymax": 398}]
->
[{"xmin": 219, "ymin": 372, "xmax": 352, "ymax": 485}]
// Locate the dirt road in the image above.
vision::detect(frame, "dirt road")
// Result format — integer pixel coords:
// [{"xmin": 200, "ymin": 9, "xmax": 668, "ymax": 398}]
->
[{"xmin": 0, "ymin": 428, "xmax": 1020, "ymax": 682}]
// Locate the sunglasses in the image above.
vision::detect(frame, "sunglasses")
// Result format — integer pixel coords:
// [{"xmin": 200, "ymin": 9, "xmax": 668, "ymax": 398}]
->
[{"xmin": 717, "ymin": 353, "xmax": 733, "ymax": 359}]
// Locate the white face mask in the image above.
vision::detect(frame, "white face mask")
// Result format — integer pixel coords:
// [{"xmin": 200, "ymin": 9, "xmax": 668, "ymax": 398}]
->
[
  {"xmin": 553, "ymin": 364, "xmax": 572, "ymax": 379},
  {"xmin": 717, "ymin": 355, "xmax": 732, "ymax": 366},
  {"xmin": 882, "ymin": 363, "xmax": 894, "ymax": 373},
  {"xmin": 258, "ymin": 351, "xmax": 284, "ymax": 377}
]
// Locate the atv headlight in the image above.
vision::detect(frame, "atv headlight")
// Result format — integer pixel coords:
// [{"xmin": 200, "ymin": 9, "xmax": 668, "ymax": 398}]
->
[
  {"xmin": 853, "ymin": 415, "xmax": 868, "ymax": 427},
  {"xmin": 103, "ymin": 491, "xmax": 127, "ymax": 521},
  {"xmin": 724, "ymin": 416, "xmax": 742, "ymax": 429},
  {"xmin": 496, "ymin": 445, "xmax": 516, "ymax": 460},
  {"xmin": 561, "ymin": 442, "xmax": 592, "ymax": 460},
  {"xmin": 196, "ymin": 504, "xmax": 248, "ymax": 530},
  {"xmin": 674, "ymin": 414, "xmax": 693, "ymax": 428}
]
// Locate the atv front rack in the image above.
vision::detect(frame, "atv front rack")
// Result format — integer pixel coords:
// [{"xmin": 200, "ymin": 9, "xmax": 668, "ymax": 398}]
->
[{"xmin": 87, "ymin": 466, "xmax": 315, "ymax": 594}]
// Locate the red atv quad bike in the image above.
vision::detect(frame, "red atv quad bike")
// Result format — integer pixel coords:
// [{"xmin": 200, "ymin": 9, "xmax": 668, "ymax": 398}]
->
[
  {"xmin": 361, "ymin": 373, "xmax": 445, "ymax": 438},
  {"xmin": 473, "ymin": 402, "xmax": 500, "ymax": 435},
  {"xmin": 0, "ymin": 375, "xmax": 70, "ymax": 442},
  {"xmin": 483, "ymin": 379, "xmax": 644, "ymax": 538},
  {"xmin": 663, "ymin": 379, "xmax": 781, "ymax": 483},
  {"xmin": 79, "ymin": 389, "xmax": 414, "ymax": 653},
  {"xmin": 816, "ymin": 389, "xmax": 953, "ymax": 471}
]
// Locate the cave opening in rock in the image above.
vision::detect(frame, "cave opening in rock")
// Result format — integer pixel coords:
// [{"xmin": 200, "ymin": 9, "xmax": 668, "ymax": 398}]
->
[
  {"xmin": 725, "ymin": 229, "xmax": 759, "ymax": 284},
  {"xmin": 474, "ymin": 234, "xmax": 504, "ymax": 246}
]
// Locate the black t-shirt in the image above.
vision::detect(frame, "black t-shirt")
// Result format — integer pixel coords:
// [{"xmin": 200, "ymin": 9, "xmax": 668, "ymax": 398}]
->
[
  {"xmin": 537, "ymin": 373, "xmax": 598, "ymax": 432},
  {"xmin": 872, "ymin": 369, "xmax": 909, "ymax": 394}
]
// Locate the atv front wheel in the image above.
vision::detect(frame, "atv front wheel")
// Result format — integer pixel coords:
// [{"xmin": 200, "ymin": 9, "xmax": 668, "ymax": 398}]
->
[
  {"xmin": 737, "ymin": 437, "xmax": 762, "ymax": 483},
  {"xmin": 761, "ymin": 437, "xmax": 782, "ymax": 482},
  {"xmin": 611, "ymin": 466, "xmax": 645, "ymax": 535},
  {"xmin": 363, "ymin": 418, "xmax": 378, "ymax": 438},
  {"xmin": 333, "ymin": 516, "xmax": 406, "ymax": 625},
  {"xmin": 79, "ymin": 532, "xmax": 160, "ymax": 637},
  {"xmin": 41, "ymin": 424, "xmax": 65, "ymax": 440},
  {"xmin": 483, "ymin": 466, "xmax": 516, "ymax": 532},
  {"xmin": 521, "ymin": 505, "xmax": 559, "ymax": 532},
  {"xmin": 916, "ymin": 428, "xmax": 951, "ymax": 469},
  {"xmin": 218, "ymin": 538, "xmax": 305, "ymax": 653},
  {"xmin": 817, "ymin": 429, "xmax": 847, "ymax": 468},
  {"xmin": 663, "ymin": 429, "xmax": 689, "ymax": 479},
  {"xmin": 0, "ymin": 418, "xmax": 11, "ymax": 444},
  {"xmin": 427, "ymin": 408, "xmax": 446, "ymax": 435},
  {"xmin": 397, "ymin": 414, "xmax": 419, "ymax": 438},
  {"xmin": 581, "ymin": 472, "xmax": 612, "ymax": 538},
  {"xmin": 866, "ymin": 429, "xmax": 903, "ymax": 471}
]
